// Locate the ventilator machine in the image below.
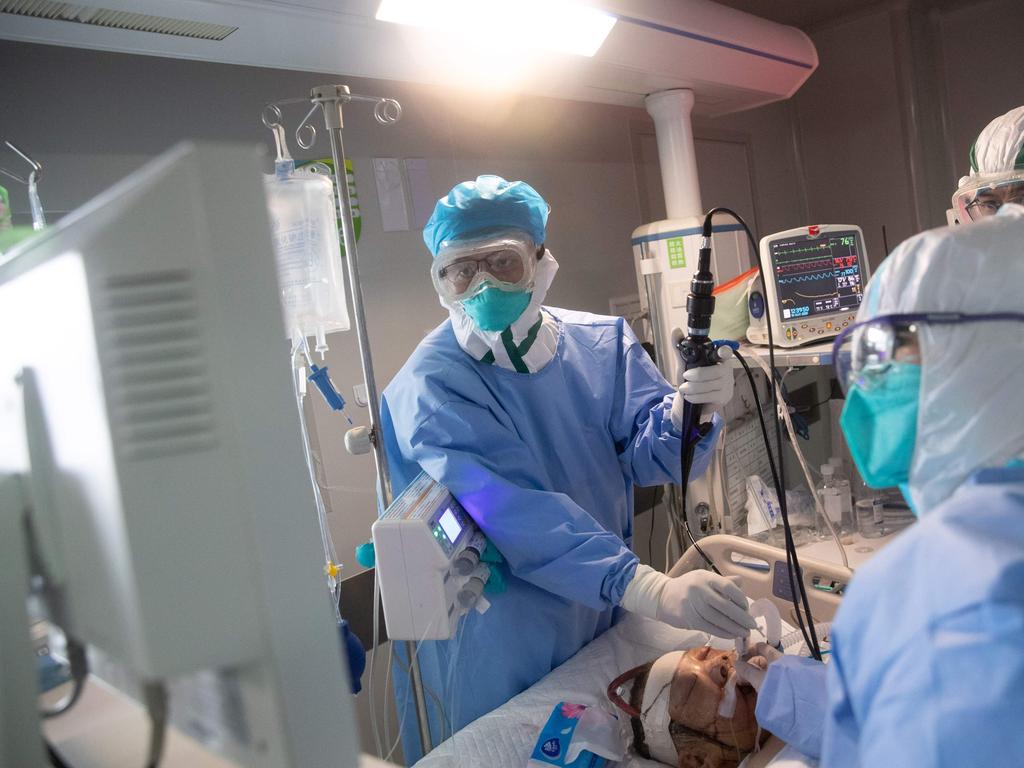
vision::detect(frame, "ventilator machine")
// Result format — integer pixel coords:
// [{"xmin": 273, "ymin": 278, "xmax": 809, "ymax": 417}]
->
[{"xmin": 372, "ymin": 472, "xmax": 491, "ymax": 641}]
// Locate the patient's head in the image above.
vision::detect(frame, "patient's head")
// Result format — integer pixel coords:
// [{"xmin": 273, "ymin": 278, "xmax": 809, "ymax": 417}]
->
[{"xmin": 608, "ymin": 646, "xmax": 770, "ymax": 768}]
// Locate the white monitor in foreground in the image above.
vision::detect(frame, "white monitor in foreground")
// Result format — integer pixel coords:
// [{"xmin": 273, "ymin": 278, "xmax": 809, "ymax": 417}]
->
[{"xmin": 0, "ymin": 142, "xmax": 359, "ymax": 767}]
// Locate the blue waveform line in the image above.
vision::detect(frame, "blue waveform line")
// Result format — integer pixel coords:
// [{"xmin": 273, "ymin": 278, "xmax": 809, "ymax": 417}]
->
[{"xmin": 777, "ymin": 272, "xmax": 835, "ymax": 285}]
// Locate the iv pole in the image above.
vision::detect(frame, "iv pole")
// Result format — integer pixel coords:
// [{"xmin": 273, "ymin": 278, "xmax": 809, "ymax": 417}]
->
[
  {"xmin": 263, "ymin": 85, "xmax": 434, "ymax": 756},
  {"xmin": 311, "ymin": 85, "xmax": 394, "ymax": 506}
]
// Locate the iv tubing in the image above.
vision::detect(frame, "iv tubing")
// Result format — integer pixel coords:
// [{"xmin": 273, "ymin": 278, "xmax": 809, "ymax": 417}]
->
[
  {"xmin": 291, "ymin": 342, "xmax": 343, "ymax": 615},
  {"xmin": 747, "ymin": 354, "xmax": 849, "ymax": 569},
  {"xmin": 312, "ymin": 84, "xmax": 431, "ymax": 755}
]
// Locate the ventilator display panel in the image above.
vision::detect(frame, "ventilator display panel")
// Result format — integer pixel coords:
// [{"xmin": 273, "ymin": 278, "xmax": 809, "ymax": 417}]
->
[{"xmin": 769, "ymin": 230, "xmax": 865, "ymax": 320}]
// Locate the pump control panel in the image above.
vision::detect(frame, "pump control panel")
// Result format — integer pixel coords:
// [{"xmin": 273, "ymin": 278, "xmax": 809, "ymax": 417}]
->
[{"xmin": 373, "ymin": 472, "xmax": 489, "ymax": 640}]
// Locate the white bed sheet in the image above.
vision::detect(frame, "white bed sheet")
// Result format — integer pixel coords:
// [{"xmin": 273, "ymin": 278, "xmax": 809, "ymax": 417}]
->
[{"xmin": 413, "ymin": 613, "xmax": 818, "ymax": 768}]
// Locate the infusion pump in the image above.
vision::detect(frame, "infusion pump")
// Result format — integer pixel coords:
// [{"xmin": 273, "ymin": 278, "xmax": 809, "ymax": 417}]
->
[
  {"xmin": 373, "ymin": 473, "xmax": 491, "ymax": 641},
  {"xmin": 747, "ymin": 224, "xmax": 869, "ymax": 347}
]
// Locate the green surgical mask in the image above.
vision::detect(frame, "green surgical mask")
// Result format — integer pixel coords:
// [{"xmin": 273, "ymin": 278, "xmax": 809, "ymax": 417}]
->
[
  {"xmin": 839, "ymin": 363, "xmax": 921, "ymax": 490},
  {"xmin": 897, "ymin": 483, "xmax": 920, "ymax": 517},
  {"xmin": 462, "ymin": 288, "xmax": 532, "ymax": 332}
]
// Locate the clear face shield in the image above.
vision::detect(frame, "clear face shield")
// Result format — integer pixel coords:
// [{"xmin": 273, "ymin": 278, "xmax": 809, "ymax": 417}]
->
[
  {"xmin": 951, "ymin": 172, "xmax": 1024, "ymax": 223},
  {"xmin": 430, "ymin": 229, "xmax": 539, "ymax": 304}
]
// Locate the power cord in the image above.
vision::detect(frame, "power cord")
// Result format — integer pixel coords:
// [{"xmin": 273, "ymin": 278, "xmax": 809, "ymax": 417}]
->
[
  {"xmin": 40, "ymin": 636, "xmax": 88, "ymax": 719},
  {"xmin": 43, "ymin": 677, "xmax": 169, "ymax": 768},
  {"xmin": 646, "ymin": 484, "xmax": 664, "ymax": 566},
  {"xmin": 46, "ymin": 741, "xmax": 72, "ymax": 768},
  {"xmin": 679, "ymin": 418, "xmax": 723, "ymax": 576},
  {"xmin": 142, "ymin": 681, "xmax": 168, "ymax": 768},
  {"xmin": 734, "ymin": 346, "xmax": 827, "ymax": 639},
  {"xmin": 682, "ymin": 518, "xmax": 720, "ymax": 575},
  {"xmin": 703, "ymin": 207, "xmax": 822, "ymax": 661}
]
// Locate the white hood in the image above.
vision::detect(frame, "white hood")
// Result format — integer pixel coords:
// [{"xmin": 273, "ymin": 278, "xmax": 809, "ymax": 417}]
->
[{"xmin": 856, "ymin": 204, "xmax": 1024, "ymax": 512}]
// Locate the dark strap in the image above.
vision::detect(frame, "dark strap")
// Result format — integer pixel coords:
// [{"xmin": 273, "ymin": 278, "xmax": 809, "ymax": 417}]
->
[
  {"xmin": 607, "ymin": 661, "xmax": 747, "ymax": 762},
  {"xmin": 500, "ymin": 328, "xmax": 530, "ymax": 373},
  {"xmin": 517, "ymin": 315, "xmax": 543, "ymax": 356},
  {"xmin": 479, "ymin": 316, "xmax": 544, "ymax": 373}
]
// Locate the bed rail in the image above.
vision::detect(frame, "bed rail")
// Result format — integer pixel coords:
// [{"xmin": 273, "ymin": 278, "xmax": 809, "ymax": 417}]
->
[{"xmin": 667, "ymin": 534, "xmax": 853, "ymax": 624}]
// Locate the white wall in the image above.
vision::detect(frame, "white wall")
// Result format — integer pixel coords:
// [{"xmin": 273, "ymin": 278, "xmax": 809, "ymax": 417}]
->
[
  {"xmin": 698, "ymin": 99, "xmax": 811, "ymax": 235},
  {"xmin": 937, "ymin": 0, "xmax": 1024, "ymax": 180},
  {"xmin": 779, "ymin": 0, "xmax": 1024, "ymax": 265},
  {"xmin": 793, "ymin": 8, "xmax": 920, "ymax": 265}
]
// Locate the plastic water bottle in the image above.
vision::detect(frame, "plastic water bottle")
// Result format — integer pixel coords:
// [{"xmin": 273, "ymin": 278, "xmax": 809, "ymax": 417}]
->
[
  {"xmin": 828, "ymin": 457, "xmax": 854, "ymax": 534},
  {"xmin": 817, "ymin": 464, "xmax": 845, "ymax": 538}
]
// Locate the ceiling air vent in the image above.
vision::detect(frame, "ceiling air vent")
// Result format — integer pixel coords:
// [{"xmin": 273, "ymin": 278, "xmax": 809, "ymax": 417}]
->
[{"xmin": 0, "ymin": 1, "xmax": 238, "ymax": 41}]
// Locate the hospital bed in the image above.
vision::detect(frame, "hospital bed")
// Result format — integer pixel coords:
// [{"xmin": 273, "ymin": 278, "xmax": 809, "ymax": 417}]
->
[{"xmin": 413, "ymin": 535, "xmax": 855, "ymax": 768}]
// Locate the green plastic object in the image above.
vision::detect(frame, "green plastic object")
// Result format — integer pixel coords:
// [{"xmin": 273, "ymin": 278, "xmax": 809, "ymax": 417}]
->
[
  {"xmin": 481, "ymin": 540, "xmax": 505, "ymax": 564},
  {"xmin": 479, "ymin": 541, "xmax": 507, "ymax": 594},
  {"xmin": 0, "ymin": 226, "xmax": 41, "ymax": 255},
  {"xmin": 355, "ymin": 541, "xmax": 375, "ymax": 569},
  {"xmin": 295, "ymin": 158, "xmax": 361, "ymax": 247},
  {"xmin": 484, "ymin": 564, "xmax": 507, "ymax": 595},
  {"xmin": 0, "ymin": 184, "xmax": 11, "ymax": 230}
]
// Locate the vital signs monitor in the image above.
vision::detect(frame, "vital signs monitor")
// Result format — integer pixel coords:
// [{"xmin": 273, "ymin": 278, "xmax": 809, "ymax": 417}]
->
[{"xmin": 747, "ymin": 224, "xmax": 869, "ymax": 347}]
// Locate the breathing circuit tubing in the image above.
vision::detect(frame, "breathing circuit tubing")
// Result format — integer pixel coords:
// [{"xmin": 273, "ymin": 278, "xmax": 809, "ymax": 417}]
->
[{"xmin": 677, "ymin": 208, "xmax": 822, "ymax": 661}]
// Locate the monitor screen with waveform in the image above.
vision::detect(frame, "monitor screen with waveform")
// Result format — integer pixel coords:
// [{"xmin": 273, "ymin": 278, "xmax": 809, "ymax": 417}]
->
[{"xmin": 769, "ymin": 230, "xmax": 864, "ymax": 320}]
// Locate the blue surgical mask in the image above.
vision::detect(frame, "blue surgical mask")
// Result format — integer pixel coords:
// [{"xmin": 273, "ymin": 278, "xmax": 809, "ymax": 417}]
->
[
  {"xmin": 462, "ymin": 288, "xmax": 532, "ymax": 332},
  {"xmin": 839, "ymin": 363, "xmax": 921, "ymax": 489}
]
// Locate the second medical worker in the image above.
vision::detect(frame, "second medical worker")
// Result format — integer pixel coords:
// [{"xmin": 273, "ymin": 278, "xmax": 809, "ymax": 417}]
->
[{"xmin": 381, "ymin": 175, "xmax": 754, "ymax": 759}]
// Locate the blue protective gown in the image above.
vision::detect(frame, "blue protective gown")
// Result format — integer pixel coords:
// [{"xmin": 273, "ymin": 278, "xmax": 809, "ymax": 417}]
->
[
  {"xmin": 380, "ymin": 307, "xmax": 721, "ymax": 763},
  {"xmin": 755, "ymin": 465, "xmax": 1024, "ymax": 766}
]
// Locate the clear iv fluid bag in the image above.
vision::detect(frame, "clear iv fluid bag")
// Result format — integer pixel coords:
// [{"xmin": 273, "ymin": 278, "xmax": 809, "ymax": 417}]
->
[{"xmin": 264, "ymin": 171, "xmax": 350, "ymax": 353}]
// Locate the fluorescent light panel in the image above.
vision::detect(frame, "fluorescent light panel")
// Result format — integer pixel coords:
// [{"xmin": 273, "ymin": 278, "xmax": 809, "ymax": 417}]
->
[{"xmin": 376, "ymin": 0, "xmax": 617, "ymax": 58}]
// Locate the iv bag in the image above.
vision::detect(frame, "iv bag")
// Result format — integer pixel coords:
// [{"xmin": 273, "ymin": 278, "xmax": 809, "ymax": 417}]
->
[{"xmin": 264, "ymin": 171, "xmax": 350, "ymax": 354}]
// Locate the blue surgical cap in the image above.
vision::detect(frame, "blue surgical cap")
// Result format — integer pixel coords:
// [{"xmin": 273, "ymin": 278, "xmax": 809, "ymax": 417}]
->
[{"xmin": 423, "ymin": 175, "xmax": 549, "ymax": 257}]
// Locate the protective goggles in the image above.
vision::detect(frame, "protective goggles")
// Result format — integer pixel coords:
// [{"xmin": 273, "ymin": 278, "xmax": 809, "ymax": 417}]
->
[
  {"xmin": 430, "ymin": 230, "xmax": 538, "ymax": 302},
  {"xmin": 951, "ymin": 172, "xmax": 1024, "ymax": 222},
  {"xmin": 832, "ymin": 312, "xmax": 1024, "ymax": 393}
]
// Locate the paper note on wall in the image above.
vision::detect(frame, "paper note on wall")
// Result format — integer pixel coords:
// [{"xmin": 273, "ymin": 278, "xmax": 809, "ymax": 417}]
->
[
  {"xmin": 405, "ymin": 158, "xmax": 435, "ymax": 229},
  {"xmin": 372, "ymin": 157, "xmax": 409, "ymax": 232}
]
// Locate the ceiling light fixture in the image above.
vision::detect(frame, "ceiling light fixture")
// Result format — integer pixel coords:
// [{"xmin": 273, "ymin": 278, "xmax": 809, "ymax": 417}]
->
[{"xmin": 375, "ymin": 0, "xmax": 617, "ymax": 58}]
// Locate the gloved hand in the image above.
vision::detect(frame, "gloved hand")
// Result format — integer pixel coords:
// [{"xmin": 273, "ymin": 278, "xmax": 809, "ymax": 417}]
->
[
  {"xmin": 670, "ymin": 348, "xmax": 735, "ymax": 431},
  {"xmin": 734, "ymin": 641, "xmax": 783, "ymax": 692},
  {"xmin": 621, "ymin": 564, "xmax": 756, "ymax": 639}
]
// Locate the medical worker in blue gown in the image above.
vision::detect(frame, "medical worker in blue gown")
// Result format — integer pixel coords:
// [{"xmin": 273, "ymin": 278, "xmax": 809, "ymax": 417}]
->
[
  {"xmin": 736, "ymin": 204, "xmax": 1024, "ymax": 767},
  {"xmin": 381, "ymin": 175, "xmax": 755, "ymax": 761}
]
